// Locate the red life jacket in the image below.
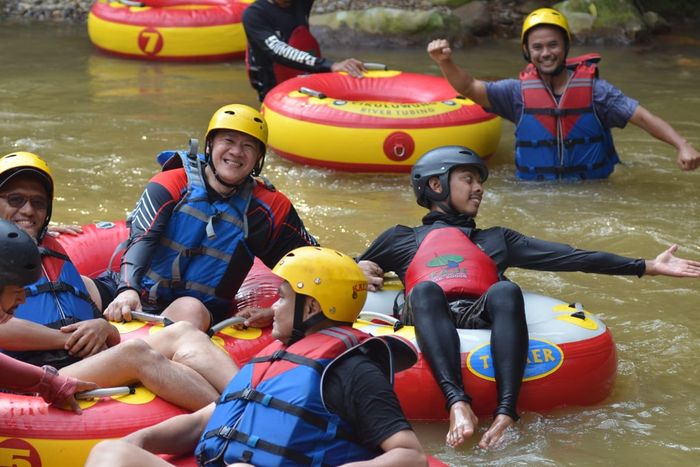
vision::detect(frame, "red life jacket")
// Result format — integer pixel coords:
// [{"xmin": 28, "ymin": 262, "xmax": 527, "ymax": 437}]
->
[
  {"xmin": 271, "ymin": 25, "xmax": 321, "ymax": 85},
  {"xmin": 515, "ymin": 53, "xmax": 619, "ymax": 180},
  {"xmin": 245, "ymin": 25, "xmax": 321, "ymax": 89},
  {"xmin": 405, "ymin": 226, "xmax": 498, "ymax": 299}
]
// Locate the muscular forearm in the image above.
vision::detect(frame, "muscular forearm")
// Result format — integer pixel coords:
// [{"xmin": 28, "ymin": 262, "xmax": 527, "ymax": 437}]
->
[
  {"xmin": 630, "ymin": 106, "xmax": 688, "ymax": 149},
  {"xmin": 438, "ymin": 59, "xmax": 489, "ymax": 107},
  {"xmin": 0, "ymin": 319, "xmax": 68, "ymax": 351}
]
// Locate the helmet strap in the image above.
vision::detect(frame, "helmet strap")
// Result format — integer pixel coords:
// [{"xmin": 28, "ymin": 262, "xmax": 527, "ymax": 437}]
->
[
  {"xmin": 287, "ymin": 294, "xmax": 309, "ymax": 346},
  {"xmin": 287, "ymin": 295, "xmax": 329, "ymax": 346}
]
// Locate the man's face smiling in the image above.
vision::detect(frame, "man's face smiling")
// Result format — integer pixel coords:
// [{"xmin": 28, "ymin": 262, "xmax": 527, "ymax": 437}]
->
[
  {"xmin": 0, "ymin": 176, "xmax": 49, "ymax": 239},
  {"xmin": 209, "ymin": 129, "xmax": 262, "ymax": 187},
  {"xmin": 525, "ymin": 25, "xmax": 566, "ymax": 76},
  {"xmin": 446, "ymin": 166, "xmax": 484, "ymax": 217}
]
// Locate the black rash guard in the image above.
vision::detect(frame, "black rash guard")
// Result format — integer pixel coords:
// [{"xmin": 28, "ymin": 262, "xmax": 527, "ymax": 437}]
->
[
  {"xmin": 117, "ymin": 168, "xmax": 317, "ymax": 319},
  {"xmin": 359, "ymin": 212, "xmax": 646, "ymax": 281},
  {"xmin": 359, "ymin": 211, "xmax": 645, "ymax": 419},
  {"xmin": 324, "ymin": 354, "xmax": 413, "ymax": 451},
  {"xmin": 242, "ymin": 0, "xmax": 333, "ymax": 100}
]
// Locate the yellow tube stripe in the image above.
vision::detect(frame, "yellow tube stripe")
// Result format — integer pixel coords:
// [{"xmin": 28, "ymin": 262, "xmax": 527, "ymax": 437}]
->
[
  {"xmin": 264, "ymin": 108, "xmax": 502, "ymax": 168},
  {"xmin": 87, "ymin": 13, "xmax": 246, "ymax": 58}
]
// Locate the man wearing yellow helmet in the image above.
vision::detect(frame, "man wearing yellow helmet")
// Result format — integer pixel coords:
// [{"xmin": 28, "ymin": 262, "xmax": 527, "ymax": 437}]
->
[
  {"xmin": 0, "ymin": 151, "xmax": 121, "ymax": 369},
  {"xmin": 86, "ymin": 246, "xmax": 427, "ymax": 467},
  {"xmin": 427, "ymin": 7, "xmax": 700, "ymax": 180},
  {"xmin": 103, "ymin": 104, "xmax": 317, "ymax": 331},
  {"xmin": 0, "ymin": 152, "xmax": 241, "ymax": 411}
]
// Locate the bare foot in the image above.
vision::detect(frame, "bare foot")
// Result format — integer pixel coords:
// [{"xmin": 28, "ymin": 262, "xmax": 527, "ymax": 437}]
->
[
  {"xmin": 478, "ymin": 414, "xmax": 516, "ymax": 449},
  {"xmin": 446, "ymin": 401, "xmax": 479, "ymax": 447}
]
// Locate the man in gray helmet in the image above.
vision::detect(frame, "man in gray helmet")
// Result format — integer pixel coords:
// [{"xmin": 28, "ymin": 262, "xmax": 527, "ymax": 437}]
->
[{"xmin": 359, "ymin": 145, "xmax": 700, "ymax": 449}]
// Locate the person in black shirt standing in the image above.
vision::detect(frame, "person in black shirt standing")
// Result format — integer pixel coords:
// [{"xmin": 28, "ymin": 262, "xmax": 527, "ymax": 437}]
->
[
  {"xmin": 359, "ymin": 145, "xmax": 700, "ymax": 450},
  {"xmin": 243, "ymin": 0, "xmax": 366, "ymax": 101}
]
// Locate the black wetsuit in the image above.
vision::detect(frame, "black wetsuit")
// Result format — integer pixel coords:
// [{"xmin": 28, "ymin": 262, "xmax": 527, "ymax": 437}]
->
[
  {"xmin": 242, "ymin": 0, "xmax": 333, "ymax": 101},
  {"xmin": 359, "ymin": 211, "xmax": 645, "ymax": 419}
]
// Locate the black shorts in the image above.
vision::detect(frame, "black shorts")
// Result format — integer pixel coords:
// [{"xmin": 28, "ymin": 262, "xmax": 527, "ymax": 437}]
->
[{"xmin": 401, "ymin": 292, "xmax": 491, "ymax": 330}]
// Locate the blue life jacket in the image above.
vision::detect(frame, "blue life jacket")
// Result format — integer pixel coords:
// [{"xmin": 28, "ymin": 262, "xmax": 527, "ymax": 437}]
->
[
  {"xmin": 15, "ymin": 235, "xmax": 100, "ymax": 327},
  {"xmin": 515, "ymin": 53, "xmax": 620, "ymax": 180},
  {"xmin": 1, "ymin": 236, "xmax": 101, "ymax": 367},
  {"xmin": 140, "ymin": 151, "xmax": 254, "ymax": 310},
  {"xmin": 195, "ymin": 327, "xmax": 377, "ymax": 467}
]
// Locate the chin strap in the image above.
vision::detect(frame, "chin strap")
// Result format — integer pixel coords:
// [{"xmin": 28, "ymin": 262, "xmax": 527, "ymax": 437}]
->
[{"xmin": 286, "ymin": 294, "xmax": 328, "ymax": 346}]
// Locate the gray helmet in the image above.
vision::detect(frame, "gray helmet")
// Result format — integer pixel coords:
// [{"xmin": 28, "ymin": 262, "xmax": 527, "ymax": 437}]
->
[
  {"xmin": 410, "ymin": 145, "xmax": 488, "ymax": 209},
  {"xmin": 0, "ymin": 219, "xmax": 41, "ymax": 290}
]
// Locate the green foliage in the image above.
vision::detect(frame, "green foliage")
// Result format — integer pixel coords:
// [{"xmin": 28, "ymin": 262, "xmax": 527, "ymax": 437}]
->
[
  {"xmin": 555, "ymin": 0, "xmax": 642, "ymax": 28},
  {"xmin": 637, "ymin": 0, "xmax": 699, "ymax": 19}
]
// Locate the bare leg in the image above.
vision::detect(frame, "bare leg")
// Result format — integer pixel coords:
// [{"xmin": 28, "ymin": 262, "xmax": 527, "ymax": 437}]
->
[
  {"xmin": 478, "ymin": 414, "xmax": 517, "ymax": 449},
  {"xmin": 60, "ymin": 339, "xmax": 218, "ymax": 411},
  {"xmin": 86, "ymin": 440, "xmax": 173, "ymax": 467},
  {"xmin": 446, "ymin": 401, "xmax": 480, "ymax": 447},
  {"xmin": 161, "ymin": 296, "xmax": 212, "ymax": 332},
  {"xmin": 143, "ymin": 321, "xmax": 239, "ymax": 392}
]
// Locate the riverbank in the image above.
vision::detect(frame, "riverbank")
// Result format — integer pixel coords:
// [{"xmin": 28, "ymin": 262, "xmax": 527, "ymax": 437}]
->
[{"xmin": 2, "ymin": 0, "xmax": 698, "ymax": 46}]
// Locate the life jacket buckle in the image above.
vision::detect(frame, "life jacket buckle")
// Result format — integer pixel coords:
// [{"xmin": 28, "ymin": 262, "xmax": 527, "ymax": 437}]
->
[
  {"xmin": 270, "ymin": 349, "xmax": 286, "ymax": 361},
  {"xmin": 218, "ymin": 425, "xmax": 234, "ymax": 439},
  {"xmin": 240, "ymin": 387, "xmax": 253, "ymax": 400}
]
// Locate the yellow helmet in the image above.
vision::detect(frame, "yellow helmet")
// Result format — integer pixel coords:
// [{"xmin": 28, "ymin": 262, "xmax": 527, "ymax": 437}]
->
[
  {"xmin": 521, "ymin": 8, "xmax": 571, "ymax": 45},
  {"xmin": 0, "ymin": 152, "xmax": 54, "ymax": 235},
  {"xmin": 205, "ymin": 104, "xmax": 268, "ymax": 176},
  {"xmin": 273, "ymin": 246, "xmax": 368, "ymax": 324}
]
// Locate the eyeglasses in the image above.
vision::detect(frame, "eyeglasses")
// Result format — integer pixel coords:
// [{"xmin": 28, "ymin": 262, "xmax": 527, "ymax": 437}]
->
[{"xmin": 0, "ymin": 193, "xmax": 49, "ymax": 211}]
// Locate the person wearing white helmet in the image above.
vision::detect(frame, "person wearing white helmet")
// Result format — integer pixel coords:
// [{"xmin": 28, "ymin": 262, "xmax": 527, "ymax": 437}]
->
[
  {"xmin": 359, "ymin": 145, "xmax": 700, "ymax": 449},
  {"xmin": 86, "ymin": 247, "xmax": 426, "ymax": 467},
  {"xmin": 0, "ymin": 218, "xmax": 97, "ymax": 414},
  {"xmin": 103, "ymin": 104, "xmax": 317, "ymax": 332},
  {"xmin": 427, "ymin": 7, "xmax": 700, "ymax": 180}
]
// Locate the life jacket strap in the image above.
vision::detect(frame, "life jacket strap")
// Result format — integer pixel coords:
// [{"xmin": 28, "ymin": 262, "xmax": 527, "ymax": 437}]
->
[
  {"xmin": 219, "ymin": 387, "xmax": 354, "ymax": 441},
  {"xmin": 248, "ymin": 350, "xmax": 325, "ymax": 374},
  {"xmin": 201, "ymin": 426, "xmax": 333, "ymax": 467}
]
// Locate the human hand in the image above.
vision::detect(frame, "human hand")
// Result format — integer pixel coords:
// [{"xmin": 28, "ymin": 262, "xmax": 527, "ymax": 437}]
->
[
  {"xmin": 46, "ymin": 224, "xmax": 83, "ymax": 237},
  {"xmin": 677, "ymin": 142, "xmax": 700, "ymax": 171},
  {"xmin": 234, "ymin": 307, "xmax": 274, "ymax": 328},
  {"xmin": 331, "ymin": 58, "xmax": 366, "ymax": 78},
  {"xmin": 427, "ymin": 39, "xmax": 453, "ymax": 63},
  {"xmin": 60, "ymin": 378, "xmax": 99, "ymax": 414},
  {"xmin": 103, "ymin": 289, "xmax": 142, "ymax": 322},
  {"xmin": 41, "ymin": 366, "xmax": 98, "ymax": 414},
  {"xmin": 358, "ymin": 260, "xmax": 384, "ymax": 292},
  {"xmin": 645, "ymin": 244, "xmax": 700, "ymax": 277},
  {"xmin": 61, "ymin": 319, "xmax": 113, "ymax": 358}
]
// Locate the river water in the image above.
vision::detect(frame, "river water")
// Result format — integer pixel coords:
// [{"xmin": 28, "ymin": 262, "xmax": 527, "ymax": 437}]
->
[{"xmin": 2, "ymin": 22, "xmax": 699, "ymax": 466}]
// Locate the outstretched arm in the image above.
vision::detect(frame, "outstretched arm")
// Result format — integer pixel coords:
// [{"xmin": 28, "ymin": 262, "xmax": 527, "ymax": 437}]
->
[
  {"xmin": 644, "ymin": 244, "xmax": 700, "ymax": 277},
  {"xmin": 629, "ymin": 106, "xmax": 700, "ymax": 171},
  {"xmin": 427, "ymin": 39, "xmax": 490, "ymax": 108}
]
